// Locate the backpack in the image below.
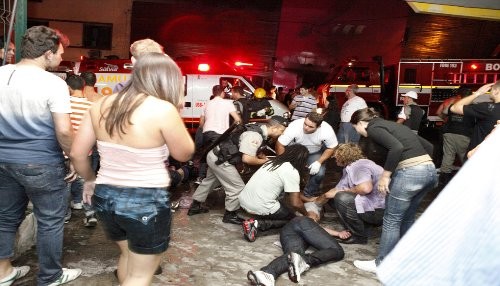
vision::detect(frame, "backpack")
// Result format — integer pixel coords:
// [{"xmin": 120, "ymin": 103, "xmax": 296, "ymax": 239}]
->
[{"xmin": 215, "ymin": 123, "xmax": 264, "ymax": 165}]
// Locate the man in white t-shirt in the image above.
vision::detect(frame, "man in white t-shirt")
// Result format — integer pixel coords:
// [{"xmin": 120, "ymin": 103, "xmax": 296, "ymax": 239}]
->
[
  {"xmin": 195, "ymin": 85, "xmax": 241, "ymax": 183},
  {"xmin": 0, "ymin": 26, "xmax": 82, "ymax": 285},
  {"xmin": 338, "ymin": 84, "xmax": 367, "ymax": 143},
  {"xmin": 276, "ymin": 112, "xmax": 338, "ymax": 198}
]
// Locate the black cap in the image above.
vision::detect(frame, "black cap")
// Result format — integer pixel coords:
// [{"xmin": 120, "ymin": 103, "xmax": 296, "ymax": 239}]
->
[{"xmin": 269, "ymin": 115, "xmax": 288, "ymax": 127}]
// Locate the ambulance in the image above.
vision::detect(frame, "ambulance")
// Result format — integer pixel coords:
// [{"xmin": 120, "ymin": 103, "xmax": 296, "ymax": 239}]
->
[{"xmin": 71, "ymin": 57, "xmax": 290, "ymax": 133}]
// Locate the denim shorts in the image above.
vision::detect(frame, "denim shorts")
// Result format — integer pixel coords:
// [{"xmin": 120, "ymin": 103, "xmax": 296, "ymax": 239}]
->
[{"xmin": 92, "ymin": 184, "xmax": 172, "ymax": 255}]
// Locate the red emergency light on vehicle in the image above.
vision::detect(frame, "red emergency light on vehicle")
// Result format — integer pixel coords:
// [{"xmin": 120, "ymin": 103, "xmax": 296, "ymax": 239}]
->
[{"xmin": 198, "ymin": 63, "xmax": 210, "ymax": 72}]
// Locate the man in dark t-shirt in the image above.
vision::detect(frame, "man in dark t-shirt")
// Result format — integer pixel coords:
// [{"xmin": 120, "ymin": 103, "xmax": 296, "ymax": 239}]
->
[{"xmin": 450, "ymin": 81, "xmax": 500, "ymax": 151}]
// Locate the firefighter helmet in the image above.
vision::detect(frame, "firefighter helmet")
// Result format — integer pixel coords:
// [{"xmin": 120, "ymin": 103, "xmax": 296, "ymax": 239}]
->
[{"xmin": 254, "ymin": 88, "xmax": 267, "ymax": 99}]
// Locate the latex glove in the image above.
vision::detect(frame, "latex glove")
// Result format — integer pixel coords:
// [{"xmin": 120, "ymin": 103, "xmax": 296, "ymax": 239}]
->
[
  {"xmin": 256, "ymin": 108, "xmax": 266, "ymax": 117},
  {"xmin": 309, "ymin": 161, "xmax": 321, "ymax": 175}
]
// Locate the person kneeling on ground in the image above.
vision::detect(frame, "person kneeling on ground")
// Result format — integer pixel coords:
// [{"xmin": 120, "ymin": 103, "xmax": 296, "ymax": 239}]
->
[
  {"xmin": 247, "ymin": 216, "xmax": 347, "ymax": 286},
  {"xmin": 239, "ymin": 144, "xmax": 311, "ymax": 242},
  {"xmin": 314, "ymin": 143, "xmax": 385, "ymax": 245},
  {"xmin": 188, "ymin": 116, "xmax": 288, "ymax": 224}
]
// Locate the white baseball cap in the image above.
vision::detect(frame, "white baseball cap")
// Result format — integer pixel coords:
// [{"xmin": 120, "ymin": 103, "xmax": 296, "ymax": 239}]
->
[{"xmin": 402, "ymin": 91, "xmax": 418, "ymax": 99}]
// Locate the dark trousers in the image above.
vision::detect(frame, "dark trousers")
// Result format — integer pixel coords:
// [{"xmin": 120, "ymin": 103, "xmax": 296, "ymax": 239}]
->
[
  {"xmin": 254, "ymin": 203, "xmax": 295, "ymax": 231},
  {"xmin": 329, "ymin": 192, "xmax": 384, "ymax": 238},
  {"xmin": 261, "ymin": 217, "xmax": 344, "ymax": 279},
  {"xmin": 198, "ymin": 131, "xmax": 220, "ymax": 178}
]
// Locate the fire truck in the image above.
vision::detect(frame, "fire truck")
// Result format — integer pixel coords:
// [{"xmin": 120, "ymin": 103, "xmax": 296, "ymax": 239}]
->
[
  {"xmin": 326, "ymin": 58, "xmax": 500, "ymax": 123},
  {"xmin": 396, "ymin": 59, "xmax": 500, "ymax": 124},
  {"xmin": 64, "ymin": 57, "xmax": 290, "ymax": 133}
]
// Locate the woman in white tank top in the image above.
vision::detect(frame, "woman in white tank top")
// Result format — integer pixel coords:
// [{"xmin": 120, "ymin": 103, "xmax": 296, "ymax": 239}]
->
[{"xmin": 70, "ymin": 52, "xmax": 194, "ymax": 286}]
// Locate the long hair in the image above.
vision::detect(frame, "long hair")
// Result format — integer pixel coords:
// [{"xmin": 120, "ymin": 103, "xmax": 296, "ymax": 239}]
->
[
  {"xmin": 100, "ymin": 53, "xmax": 184, "ymax": 136},
  {"xmin": 264, "ymin": 144, "xmax": 309, "ymax": 175}
]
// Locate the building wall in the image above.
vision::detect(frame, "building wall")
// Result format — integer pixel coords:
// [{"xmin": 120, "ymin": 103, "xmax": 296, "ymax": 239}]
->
[
  {"xmin": 28, "ymin": 0, "xmax": 133, "ymax": 61},
  {"xmin": 130, "ymin": 0, "xmax": 281, "ymax": 82},
  {"xmin": 402, "ymin": 14, "xmax": 500, "ymax": 59}
]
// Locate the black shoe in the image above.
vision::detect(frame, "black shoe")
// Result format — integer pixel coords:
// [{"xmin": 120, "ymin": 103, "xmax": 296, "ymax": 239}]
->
[
  {"xmin": 338, "ymin": 235, "xmax": 368, "ymax": 245},
  {"xmin": 222, "ymin": 210, "xmax": 244, "ymax": 225},
  {"xmin": 187, "ymin": 200, "xmax": 209, "ymax": 216}
]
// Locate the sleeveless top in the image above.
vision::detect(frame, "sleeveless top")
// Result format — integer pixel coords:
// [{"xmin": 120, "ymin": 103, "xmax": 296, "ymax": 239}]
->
[{"xmin": 95, "ymin": 140, "xmax": 170, "ymax": 188}]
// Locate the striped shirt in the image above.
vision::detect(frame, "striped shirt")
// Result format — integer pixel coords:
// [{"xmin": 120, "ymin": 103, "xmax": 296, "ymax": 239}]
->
[
  {"xmin": 291, "ymin": 94, "xmax": 317, "ymax": 120},
  {"xmin": 377, "ymin": 126, "xmax": 500, "ymax": 286},
  {"xmin": 70, "ymin": 96, "xmax": 93, "ymax": 131}
]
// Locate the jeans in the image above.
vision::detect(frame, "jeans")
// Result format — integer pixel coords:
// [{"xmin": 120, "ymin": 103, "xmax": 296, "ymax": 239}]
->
[
  {"xmin": 376, "ymin": 163, "xmax": 437, "ymax": 264},
  {"xmin": 337, "ymin": 122, "xmax": 361, "ymax": 143},
  {"xmin": 93, "ymin": 184, "xmax": 172, "ymax": 255},
  {"xmin": 69, "ymin": 176, "xmax": 83, "ymax": 204},
  {"xmin": 330, "ymin": 191, "xmax": 384, "ymax": 238},
  {"xmin": 261, "ymin": 217, "xmax": 344, "ymax": 278},
  {"xmin": 0, "ymin": 162, "xmax": 67, "ymax": 285},
  {"xmin": 303, "ymin": 151, "xmax": 327, "ymax": 197}
]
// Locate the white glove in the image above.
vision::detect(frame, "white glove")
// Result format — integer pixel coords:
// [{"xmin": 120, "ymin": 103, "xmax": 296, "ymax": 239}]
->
[
  {"xmin": 256, "ymin": 108, "xmax": 266, "ymax": 117},
  {"xmin": 309, "ymin": 161, "xmax": 321, "ymax": 175}
]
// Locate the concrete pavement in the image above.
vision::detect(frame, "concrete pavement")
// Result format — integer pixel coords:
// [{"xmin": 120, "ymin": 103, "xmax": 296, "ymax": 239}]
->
[{"xmin": 11, "ymin": 161, "xmax": 438, "ymax": 286}]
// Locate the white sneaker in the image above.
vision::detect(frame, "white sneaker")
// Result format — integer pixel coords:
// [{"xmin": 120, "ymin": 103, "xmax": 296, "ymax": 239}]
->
[
  {"xmin": 287, "ymin": 252, "xmax": 310, "ymax": 283},
  {"xmin": 353, "ymin": 259, "xmax": 377, "ymax": 273},
  {"xmin": 47, "ymin": 268, "xmax": 82, "ymax": 286},
  {"xmin": 247, "ymin": 270, "xmax": 275, "ymax": 286},
  {"xmin": 0, "ymin": 266, "xmax": 30, "ymax": 286},
  {"xmin": 70, "ymin": 202, "xmax": 83, "ymax": 210}
]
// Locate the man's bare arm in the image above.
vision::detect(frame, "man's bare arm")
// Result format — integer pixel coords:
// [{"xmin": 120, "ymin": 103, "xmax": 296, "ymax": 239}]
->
[{"xmin": 52, "ymin": 112, "xmax": 74, "ymax": 155}]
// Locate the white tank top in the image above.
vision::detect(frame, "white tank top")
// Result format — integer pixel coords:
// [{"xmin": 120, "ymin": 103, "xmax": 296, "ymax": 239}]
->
[{"xmin": 95, "ymin": 140, "xmax": 171, "ymax": 188}]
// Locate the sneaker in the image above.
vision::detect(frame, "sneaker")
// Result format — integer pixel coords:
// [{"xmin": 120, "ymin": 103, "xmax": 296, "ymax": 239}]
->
[
  {"xmin": 187, "ymin": 200, "xmax": 209, "ymax": 216},
  {"xmin": 83, "ymin": 216, "xmax": 97, "ymax": 227},
  {"xmin": 242, "ymin": 219, "xmax": 258, "ymax": 242},
  {"xmin": 194, "ymin": 177, "xmax": 203, "ymax": 185},
  {"xmin": 47, "ymin": 268, "xmax": 82, "ymax": 286},
  {"xmin": 287, "ymin": 252, "xmax": 310, "ymax": 283},
  {"xmin": 64, "ymin": 209, "xmax": 72, "ymax": 224},
  {"xmin": 222, "ymin": 210, "xmax": 243, "ymax": 225},
  {"xmin": 70, "ymin": 201, "xmax": 83, "ymax": 210},
  {"xmin": 353, "ymin": 259, "xmax": 377, "ymax": 273},
  {"xmin": 0, "ymin": 266, "xmax": 30, "ymax": 286},
  {"xmin": 247, "ymin": 270, "xmax": 275, "ymax": 286}
]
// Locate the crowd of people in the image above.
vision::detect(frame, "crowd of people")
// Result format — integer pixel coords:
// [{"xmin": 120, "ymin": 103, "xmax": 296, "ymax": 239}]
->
[{"xmin": 1, "ymin": 26, "xmax": 499, "ymax": 286}]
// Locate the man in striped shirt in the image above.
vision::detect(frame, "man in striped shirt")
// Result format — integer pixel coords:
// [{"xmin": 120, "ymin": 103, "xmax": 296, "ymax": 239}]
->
[
  {"xmin": 68, "ymin": 75, "xmax": 93, "ymax": 131},
  {"xmin": 66, "ymin": 74, "xmax": 97, "ymax": 227},
  {"xmin": 290, "ymin": 84, "xmax": 317, "ymax": 121}
]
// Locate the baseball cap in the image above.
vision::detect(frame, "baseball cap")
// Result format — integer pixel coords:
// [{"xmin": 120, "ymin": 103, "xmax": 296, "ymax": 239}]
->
[{"xmin": 402, "ymin": 91, "xmax": 418, "ymax": 99}]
